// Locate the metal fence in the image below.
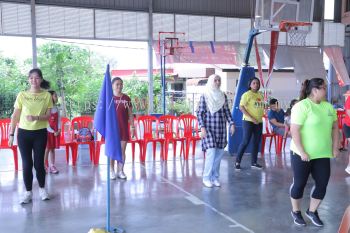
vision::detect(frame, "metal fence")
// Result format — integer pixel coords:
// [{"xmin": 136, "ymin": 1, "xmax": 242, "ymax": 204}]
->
[{"xmin": 0, "ymin": 90, "xmax": 296, "ymax": 119}]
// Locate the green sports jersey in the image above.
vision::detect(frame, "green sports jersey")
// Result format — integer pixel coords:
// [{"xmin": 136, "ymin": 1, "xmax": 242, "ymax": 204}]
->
[{"xmin": 290, "ymin": 98, "xmax": 336, "ymax": 160}]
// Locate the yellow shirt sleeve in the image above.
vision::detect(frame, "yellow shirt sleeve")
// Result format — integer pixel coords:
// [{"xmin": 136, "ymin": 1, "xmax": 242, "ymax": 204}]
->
[
  {"xmin": 239, "ymin": 92, "xmax": 248, "ymax": 107},
  {"xmin": 14, "ymin": 91, "xmax": 23, "ymax": 109}
]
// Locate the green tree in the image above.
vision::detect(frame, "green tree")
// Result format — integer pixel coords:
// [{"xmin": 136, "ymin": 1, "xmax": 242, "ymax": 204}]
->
[
  {"xmin": 123, "ymin": 74, "xmax": 162, "ymax": 114},
  {"xmin": 35, "ymin": 43, "xmax": 105, "ymax": 117},
  {"xmin": 0, "ymin": 54, "xmax": 28, "ymax": 117}
]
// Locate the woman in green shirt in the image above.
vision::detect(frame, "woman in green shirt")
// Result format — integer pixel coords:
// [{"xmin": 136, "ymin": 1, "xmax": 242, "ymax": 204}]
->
[{"xmin": 289, "ymin": 78, "xmax": 339, "ymax": 227}]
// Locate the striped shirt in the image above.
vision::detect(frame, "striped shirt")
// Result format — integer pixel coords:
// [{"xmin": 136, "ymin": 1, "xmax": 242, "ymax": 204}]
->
[{"xmin": 196, "ymin": 94, "xmax": 234, "ymax": 151}]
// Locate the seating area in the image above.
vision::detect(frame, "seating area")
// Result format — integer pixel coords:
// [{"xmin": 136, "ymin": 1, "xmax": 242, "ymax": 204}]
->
[
  {"xmin": 0, "ymin": 114, "xmax": 203, "ymax": 169},
  {"xmin": 1, "ymin": 113, "xmax": 349, "ymax": 233}
]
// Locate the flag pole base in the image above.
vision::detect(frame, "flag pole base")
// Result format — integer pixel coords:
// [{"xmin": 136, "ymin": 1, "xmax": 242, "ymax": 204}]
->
[{"xmin": 109, "ymin": 226, "xmax": 126, "ymax": 233}]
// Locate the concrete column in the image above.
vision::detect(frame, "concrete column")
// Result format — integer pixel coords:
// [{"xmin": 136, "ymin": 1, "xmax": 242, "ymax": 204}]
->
[
  {"xmin": 147, "ymin": 0, "xmax": 154, "ymax": 113},
  {"xmin": 30, "ymin": 0, "xmax": 37, "ymax": 68}
]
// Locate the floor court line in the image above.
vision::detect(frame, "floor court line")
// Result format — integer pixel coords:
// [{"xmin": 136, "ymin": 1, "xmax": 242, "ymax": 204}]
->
[{"xmin": 141, "ymin": 163, "xmax": 255, "ymax": 233}]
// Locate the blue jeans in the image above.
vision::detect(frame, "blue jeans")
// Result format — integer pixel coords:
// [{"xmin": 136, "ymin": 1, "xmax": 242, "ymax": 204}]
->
[
  {"xmin": 236, "ymin": 120, "xmax": 262, "ymax": 164},
  {"xmin": 203, "ymin": 148, "xmax": 225, "ymax": 182}
]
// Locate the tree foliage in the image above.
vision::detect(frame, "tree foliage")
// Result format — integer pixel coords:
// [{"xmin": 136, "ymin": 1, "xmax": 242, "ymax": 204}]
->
[
  {"xmin": 123, "ymin": 74, "xmax": 162, "ymax": 114},
  {"xmin": 0, "ymin": 42, "xmax": 183, "ymax": 118},
  {"xmin": 0, "ymin": 54, "xmax": 28, "ymax": 117},
  {"xmin": 35, "ymin": 43, "xmax": 105, "ymax": 117}
]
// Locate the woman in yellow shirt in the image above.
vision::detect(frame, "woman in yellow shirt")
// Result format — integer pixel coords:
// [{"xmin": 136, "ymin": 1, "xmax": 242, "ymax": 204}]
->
[
  {"xmin": 8, "ymin": 68, "xmax": 53, "ymax": 204},
  {"xmin": 235, "ymin": 77, "xmax": 264, "ymax": 170}
]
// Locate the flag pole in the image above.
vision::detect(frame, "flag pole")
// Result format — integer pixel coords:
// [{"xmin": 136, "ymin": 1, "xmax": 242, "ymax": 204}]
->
[
  {"xmin": 106, "ymin": 159, "xmax": 125, "ymax": 233},
  {"xmin": 94, "ymin": 64, "xmax": 125, "ymax": 233},
  {"xmin": 107, "ymin": 157, "xmax": 111, "ymax": 232}
]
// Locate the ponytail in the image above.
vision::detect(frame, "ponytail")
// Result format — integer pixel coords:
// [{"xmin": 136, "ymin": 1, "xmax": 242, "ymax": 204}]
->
[
  {"xmin": 40, "ymin": 79, "xmax": 50, "ymax": 90},
  {"xmin": 299, "ymin": 79, "xmax": 310, "ymax": 100},
  {"xmin": 299, "ymin": 78, "xmax": 324, "ymax": 100}
]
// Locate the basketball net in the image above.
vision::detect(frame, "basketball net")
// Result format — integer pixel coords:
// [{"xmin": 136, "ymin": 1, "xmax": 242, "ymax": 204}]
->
[{"xmin": 279, "ymin": 21, "xmax": 312, "ymax": 47}]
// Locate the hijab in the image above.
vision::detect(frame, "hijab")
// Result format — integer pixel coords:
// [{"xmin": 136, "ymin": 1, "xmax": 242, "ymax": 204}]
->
[{"xmin": 204, "ymin": 74, "xmax": 225, "ymax": 114}]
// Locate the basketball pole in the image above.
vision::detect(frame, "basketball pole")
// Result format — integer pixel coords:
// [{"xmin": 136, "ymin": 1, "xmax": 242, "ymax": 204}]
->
[
  {"xmin": 229, "ymin": 28, "xmax": 261, "ymax": 154},
  {"xmin": 160, "ymin": 40, "xmax": 166, "ymax": 115}
]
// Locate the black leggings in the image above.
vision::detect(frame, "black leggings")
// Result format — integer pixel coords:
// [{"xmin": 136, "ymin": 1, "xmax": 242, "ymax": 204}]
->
[
  {"xmin": 236, "ymin": 120, "xmax": 263, "ymax": 164},
  {"xmin": 17, "ymin": 128, "xmax": 47, "ymax": 191},
  {"xmin": 290, "ymin": 151, "xmax": 330, "ymax": 200}
]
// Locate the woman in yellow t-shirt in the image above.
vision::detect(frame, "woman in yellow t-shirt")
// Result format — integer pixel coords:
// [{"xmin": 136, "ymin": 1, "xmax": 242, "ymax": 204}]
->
[
  {"xmin": 235, "ymin": 77, "xmax": 264, "ymax": 170},
  {"xmin": 289, "ymin": 78, "xmax": 339, "ymax": 227},
  {"xmin": 8, "ymin": 68, "xmax": 53, "ymax": 204}
]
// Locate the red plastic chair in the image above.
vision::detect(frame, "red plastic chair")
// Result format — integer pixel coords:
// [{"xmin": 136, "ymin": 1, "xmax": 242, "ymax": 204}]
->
[
  {"xmin": 261, "ymin": 116, "xmax": 277, "ymax": 155},
  {"xmin": 0, "ymin": 118, "xmax": 18, "ymax": 171},
  {"xmin": 337, "ymin": 110, "xmax": 347, "ymax": 148},
  {"xmin": 128, "ymin": 119, "xmax": 143, "ymax": 162},
  {"xmin": 71, "ymin": 116, "xmax": 95, "ymax": 166},
  {"xmin": 137, "ymin": 115, "xmax": 165, "ymax": 162},
  {"xmin": 94, "ymin": 131, "xmax": 107, "ymax": 165},
  {"xmin": 178, "ymin": 114, "xmax": 201, "ymax": 160},
  {"xmin": 59, "ymin": 117, "xmax": 76, "ymax": 165},
  {"xmin": 94, "ymin": 119, "xmax": 143, "ymax": 163},
  {"xmin": 275, "ymin": 134, "xmax": 287, "ymax": 154},
  {"xmin": 159, "ymin": 115, "xmax": 185, "ymax": 160}
]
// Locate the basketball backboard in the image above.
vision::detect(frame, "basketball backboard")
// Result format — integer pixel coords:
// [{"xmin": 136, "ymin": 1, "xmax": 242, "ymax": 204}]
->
[
  {"xmin": 255, "ymin": 0, "xmax": 314, "ymax": 31},
  {"xmin": 158, "ymin": 32, "xmax": 186, "ymax": 56}
]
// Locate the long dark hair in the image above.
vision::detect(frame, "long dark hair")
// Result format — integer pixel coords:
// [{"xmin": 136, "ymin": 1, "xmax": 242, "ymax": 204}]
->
[
  {"xmin": 299, "ymin": 78, "xmax": 325, "ymax": 100},
  {"xmin": 248, "ymin": 77, "xmax": 260, "ymax": 90},
  {"xmin": 29, "ymin": 68, "xmax": 50, "ymax": 90},
  {"xmin": 285, "ymin": 99, "xmax": 298, "ymax": 116}
]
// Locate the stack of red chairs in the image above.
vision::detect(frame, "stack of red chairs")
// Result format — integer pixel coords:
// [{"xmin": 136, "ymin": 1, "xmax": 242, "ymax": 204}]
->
[
  {"xmin": 0, "ymin": 118, "xmax": 18, "ymax": 171},
  {"xmin": 178, "ymin": 114, "xmax": 201, "ymax": 160},
  {"xmin": 159, "ymin": 115, "xmax": 185, "ymax": 160}
]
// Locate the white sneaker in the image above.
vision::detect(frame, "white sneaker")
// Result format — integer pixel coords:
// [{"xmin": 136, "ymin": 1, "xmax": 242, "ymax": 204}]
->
[
  {"xmin": 110, "ymin": 170, "xmax": 116, "ymax": 180},
  {"xmin": 346, "ymin": 166, "xmax": 350, "ymax": 175},
  {"xmin": 20, "ymin": 191, "xmax": 32, "ymax": 204},
  {"xmin": 202, "ymin": 180, "xmax": 213, "ymax": 188},
  {"xmin": 212, "ymin": 179, "xmax": 221, "ymax": 187},
  {"xmin": 39, "ymin": 188, "xmax": 50, "ymax": 201},
  {"xmin": 117, "ymin": 171, "xmax": 127, "ymax": 180}
]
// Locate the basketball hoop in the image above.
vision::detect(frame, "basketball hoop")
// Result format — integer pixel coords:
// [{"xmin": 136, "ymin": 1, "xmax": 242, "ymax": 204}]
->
[
  {"xmin": 279, "ymin": 21, "xmax": 312, "ymax": 46},
  {"xmin": 158, "ymin": 32, "xmax": 186, "ymax": 56}
]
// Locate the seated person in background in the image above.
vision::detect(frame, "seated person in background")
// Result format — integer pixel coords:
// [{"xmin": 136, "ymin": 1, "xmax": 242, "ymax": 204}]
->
[
  {"xmin": 284, "ymin": 99, "xmax": 298, "ymax": 137},
  {"xmin": 268, "ymin": 98, "xmax": 285, "ymax": 136},
  {"xmin": 331, "ymin": 97, "xmax": 344, "ymax": 110}
]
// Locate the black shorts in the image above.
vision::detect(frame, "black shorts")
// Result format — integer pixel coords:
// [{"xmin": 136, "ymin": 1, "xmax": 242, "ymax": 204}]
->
[{"xmin": 343, "ymin": 123, "xmax": 350, "ymax": 138}]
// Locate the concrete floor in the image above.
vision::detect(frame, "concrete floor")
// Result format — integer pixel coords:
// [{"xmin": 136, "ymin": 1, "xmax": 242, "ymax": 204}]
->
[{"xmin": 0, "ymin": 142, "xmax": 349, "ymax": 233}]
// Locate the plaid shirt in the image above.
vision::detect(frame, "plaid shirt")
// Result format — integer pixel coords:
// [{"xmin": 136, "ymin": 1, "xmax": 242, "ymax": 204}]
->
[{"xmin": 196, "ymin": 94, "xmax": 234, "ymax": 151}]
